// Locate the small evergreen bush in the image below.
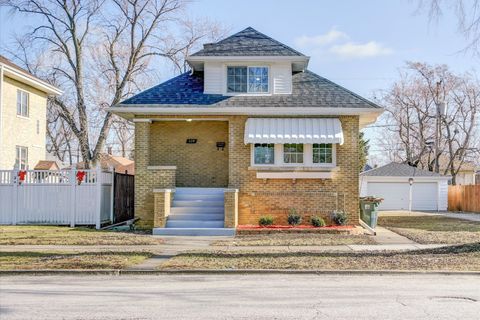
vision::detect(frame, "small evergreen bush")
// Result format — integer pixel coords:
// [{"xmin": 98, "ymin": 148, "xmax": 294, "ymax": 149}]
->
[
  {"xmin": 259, "ymin": 215, "xmax": 274, "ymax": 226},
  {"xmin": 332, "ymin": 211, "xmax": 348, "ymax": 226},
  {"xmin": 287, "ymin": 208, "xmax": 302, "ymax": 226},
  {"xmin": 311, "ymin": 216, "xmax": 326, "ymax": 227}
]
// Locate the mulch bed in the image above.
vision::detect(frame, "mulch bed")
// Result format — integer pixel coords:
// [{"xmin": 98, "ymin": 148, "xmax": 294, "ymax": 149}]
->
[{"xmin": 236, "ymin": 225, "xmax": 362, "ymax": 235}]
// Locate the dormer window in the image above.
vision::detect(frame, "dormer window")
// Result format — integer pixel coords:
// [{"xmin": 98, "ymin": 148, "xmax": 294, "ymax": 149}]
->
[{"xmin": 227, "ymin": 66, "xmax": 268, "ymax": 93}]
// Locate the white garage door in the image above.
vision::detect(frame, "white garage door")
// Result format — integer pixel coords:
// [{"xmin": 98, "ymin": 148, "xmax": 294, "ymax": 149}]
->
[
  {"xmin": 412, "ymin": 182, "xmax": 438, "ymax": 211},
  {"xmin": 367, "ymin": 183, "xmax": 409, "ymax": 210},
  {"xmin": 367, "ymin": 182, "xmax": 438, "ymax": 211}
]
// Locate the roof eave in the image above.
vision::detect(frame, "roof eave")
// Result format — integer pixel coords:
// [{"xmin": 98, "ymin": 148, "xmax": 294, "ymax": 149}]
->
[
  {"xmin": 1, "ymin": 63, "xmax": 63, "ymax": 96},
  {"xmin": 107, "ymin": 105, "xmax": 383, "ymax": 126},
  {"xmin": 186, "ymin": 55, "xmax": 310, "ymax": 72}
]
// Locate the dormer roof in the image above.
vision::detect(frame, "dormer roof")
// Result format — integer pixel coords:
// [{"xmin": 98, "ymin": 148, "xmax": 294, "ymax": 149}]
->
[
  {"xmin": 191, "ymin": 27, "xmax": 305, "ymax": 57},
  {"xmin": 187, "ymin": 27, "xmax": 309, "ymax": 72}
]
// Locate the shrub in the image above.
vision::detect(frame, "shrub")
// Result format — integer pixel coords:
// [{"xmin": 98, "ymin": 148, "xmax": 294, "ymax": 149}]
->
[
  {"xmin": 259, "ymin": 215, "xmax": 274, "ymax": 227},
  {"xmin": 287, "ymin": 208, "xmax": 302, "ymax": 226},
  {"xmin": 311, "ymin": 216, "xmax": 326, "ymax": 227},
  {"xmin": 331, "ymin": 211, "xmax": 348, "ymax": 226}
]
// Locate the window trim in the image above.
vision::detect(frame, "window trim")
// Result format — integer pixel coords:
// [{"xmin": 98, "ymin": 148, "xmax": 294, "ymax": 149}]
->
[
  {"xmin": 15, "ymin": 146, "xmax": 28, "ymax": 170},
  {"xmin": 250, "ymin": 143, "xmax": 336, "ymax": 168},
  {"xmin": 312, "ymin": 143, "xmax": 334, "ymax": 165},
  {"xmin": 16, "ymin": 89, "xmax": 29, "ymax": 118},
  {"xmin": 250, "ymin": 143, "xmax": 276, "ymax": 166},
  {"xmin": 283, "ymin": 143, "xmax": 304, "ymax": 165},
  {"xmin": 225, "ymin": 65, "xmax": 271, "ymax": 95}
]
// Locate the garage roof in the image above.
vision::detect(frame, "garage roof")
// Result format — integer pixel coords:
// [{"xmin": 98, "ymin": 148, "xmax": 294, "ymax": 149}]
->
[{"xmin": 360, "ymin": 163, "xmax": 446, "ymax": 177}]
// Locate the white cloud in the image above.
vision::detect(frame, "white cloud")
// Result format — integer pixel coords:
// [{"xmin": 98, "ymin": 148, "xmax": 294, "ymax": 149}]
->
[
  {"xmin": 329, "ymin": 41, "xmax": 393, "ymax": 58},
  {"xmin": 295, "ymin": 28, "xmax": 348, "ymax": 47}
]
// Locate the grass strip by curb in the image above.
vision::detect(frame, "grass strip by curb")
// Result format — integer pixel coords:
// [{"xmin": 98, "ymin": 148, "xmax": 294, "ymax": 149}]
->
[{"xmin": 1, "ymin": 269, "xmax": 480, "ymax": 276}]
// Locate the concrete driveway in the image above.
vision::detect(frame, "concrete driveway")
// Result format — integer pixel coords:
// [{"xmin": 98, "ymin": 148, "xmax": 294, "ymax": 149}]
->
[
  {"xmin": 379, "ymin": 210, "xmax": 480, "ymax": 222},
  {"xmin": 1, "ymin": 274, "xmax": 479, "ymax": 320}
]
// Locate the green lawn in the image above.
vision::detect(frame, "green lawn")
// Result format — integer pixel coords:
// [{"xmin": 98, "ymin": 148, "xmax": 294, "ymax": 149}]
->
[
  {"xmin": 160, "ymin": 243, "xmax": 480, "ymax": 271},
  {"xmin": 211, "ymin": 233, "xmax": 376, "ymax": 246},
  {"xmin": 0, "ymin": 226, "xmax": 161, "ymax": 245},
  {"xmin": 0, "ymin": 251, "xmax": 152, "ymax": 270},
  {"xmin": 378, "ymin": 214, "xmax": 480, "ymax": 244}
]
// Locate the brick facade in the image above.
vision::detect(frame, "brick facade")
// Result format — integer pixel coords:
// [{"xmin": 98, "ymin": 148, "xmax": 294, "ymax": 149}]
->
[
  {"xmin": 134, "ymin": 115, "xmax": 360, "ymax": 228},
  {"xmin": 149, "ymin": 121, "xmax": 228, "ymax": 187}
]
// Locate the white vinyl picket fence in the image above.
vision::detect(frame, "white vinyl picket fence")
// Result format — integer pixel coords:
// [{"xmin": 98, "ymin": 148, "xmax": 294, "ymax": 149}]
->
[{"xmin": 0, "ymin": 167, "xmax": 113, "ymax": 229}]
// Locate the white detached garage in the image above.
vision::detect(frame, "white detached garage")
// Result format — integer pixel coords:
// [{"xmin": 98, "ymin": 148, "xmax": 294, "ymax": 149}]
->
[{"xmin": 360, "ymin": 163, "xmax": 449, "ymax": 211}]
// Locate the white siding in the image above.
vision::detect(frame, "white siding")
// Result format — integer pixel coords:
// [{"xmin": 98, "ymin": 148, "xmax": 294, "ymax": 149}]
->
[
  {"xmin": 272, "ymin": 63, "xmax": 292, "ymax": 94},
  {"xmin": 204, "ymin": 62, "xmax": 223, "ymax": 94},
  {"xmin": 438, "ymin": 180, "xmax": 448, "ymax": 211},
  {"xmin": 202, "ymin": 62, "xmax": 293, "ymax": 95}
]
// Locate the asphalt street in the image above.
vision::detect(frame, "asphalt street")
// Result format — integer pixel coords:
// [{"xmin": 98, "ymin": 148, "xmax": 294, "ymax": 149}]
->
[{"xmin": 1, "ymin": 273, "xmax": 479, "ymax": 319}]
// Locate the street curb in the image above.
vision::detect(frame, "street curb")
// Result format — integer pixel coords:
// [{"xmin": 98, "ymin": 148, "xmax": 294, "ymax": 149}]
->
[{"xmin": 1, "ymin": 269, "xmax": 480, "ymax": 276}]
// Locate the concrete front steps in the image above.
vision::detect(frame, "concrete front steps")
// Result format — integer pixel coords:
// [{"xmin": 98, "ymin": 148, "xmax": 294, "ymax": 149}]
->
[{"xmin": 152, "ymin": 188, "xmax": 235, "ymax": 236}]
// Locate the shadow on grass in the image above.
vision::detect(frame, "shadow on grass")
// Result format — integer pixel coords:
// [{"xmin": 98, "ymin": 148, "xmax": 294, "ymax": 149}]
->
[
  {"xmin": 179, "ymin": 243, "xmax": 480, "ymax": 259},
  {"xmin": 0, "ymin": 251, "xmax": 152, "ymax": 258}
]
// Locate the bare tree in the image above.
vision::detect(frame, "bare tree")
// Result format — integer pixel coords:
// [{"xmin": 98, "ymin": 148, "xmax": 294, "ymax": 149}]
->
[
  {"xmin": 417, "ymin": 0, "xmax": 480, "ymax": 56},
  {"xmin": 377, "ymin": 62, "xmax": 479, "ymax": 184},
  {"xmin": 2, "ymin": 0, "xmax": 228, "ymax": 167},
  {"xmin": 4, "ymin": 0, "xmax": 178, "ymax": 168}
]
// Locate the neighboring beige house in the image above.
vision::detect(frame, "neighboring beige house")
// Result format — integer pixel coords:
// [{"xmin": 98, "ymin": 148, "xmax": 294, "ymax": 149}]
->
[
  {"xmin": 434, "ymin": 155, "xmax": 478, "ymax": 185},
  {"xmin": 34, "ymin": 160, "xmax": 60, "ymax": 171},
  {"xmin": 0, "ymin": 56, "xmax": 62, "ymax": 170},
  {"xmin": 72, "ymin": 153, "xmax": 135, "ymax": 175},
  {"xmin": 110, "ymin": 27, "xmax": 383, "ymax": 235}
]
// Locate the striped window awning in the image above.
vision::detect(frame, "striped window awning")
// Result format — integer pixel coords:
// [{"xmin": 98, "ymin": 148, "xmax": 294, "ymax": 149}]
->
[{"xmin": 244, "ymin": 118, "xmax": 344, "ymax": 145}]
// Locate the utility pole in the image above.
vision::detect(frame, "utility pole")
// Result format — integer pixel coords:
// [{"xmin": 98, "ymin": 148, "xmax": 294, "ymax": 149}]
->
[{"xmin": 434, "ymin": 81, "xmax": 441, "ymax": 173}]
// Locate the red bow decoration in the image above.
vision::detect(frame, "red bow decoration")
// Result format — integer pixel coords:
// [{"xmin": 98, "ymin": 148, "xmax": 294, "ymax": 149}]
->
[
  {"xmin": 18, "ymin": 170, "xmax": 27, "ymax": 184},
  {"xmin": 76, "ymin": 171, "xmax": 86, "ymax": 185}
]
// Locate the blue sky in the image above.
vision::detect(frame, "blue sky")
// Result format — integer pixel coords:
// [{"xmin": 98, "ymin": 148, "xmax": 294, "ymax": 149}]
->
[
  {"xmin": 188, "ymin": 0, "xmax": 477, "ymax": 97},
  {"xmin": 1, "ymin": 0, "xmax": 476, "ymax": 98},
  {"xmin": 0, "ymin": 0, "xmax": 476, "ymax": 162}
]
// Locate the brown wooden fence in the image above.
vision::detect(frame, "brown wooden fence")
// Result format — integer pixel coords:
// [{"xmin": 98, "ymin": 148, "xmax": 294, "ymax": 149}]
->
[
  {"xmin": 448, "ymin": 185, "xmax": 480, "ymax": 213},
  {"xmin": 113, "ymin": 173, "xmax": 135, "ymax": 223}
]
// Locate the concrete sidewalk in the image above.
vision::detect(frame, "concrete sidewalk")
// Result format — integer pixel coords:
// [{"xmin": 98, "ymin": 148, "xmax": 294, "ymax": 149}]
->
[{"xmin": 0, "ymin": 243, "xmax": 450, "ymax": 253}]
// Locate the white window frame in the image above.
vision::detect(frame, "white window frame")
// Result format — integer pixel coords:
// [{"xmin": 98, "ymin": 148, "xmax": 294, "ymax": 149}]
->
[
  {"xmin": 17, "ymin": 89, "xmax": 29, "ymax": 118},
  {"xmin": 252, "ymin": 143, "xmax": 276, "ymax": 166},
  {"xmin": 15, "ymin": 146, "xmax": 28, "ymax": 170},
  {"xmin": 225, "ymin": 65, "xmax": 271, "ymax": 95},
  {"xmin": 250, "ymin": 143, "xmax": 336, "ymax": 168},
  {"xmin": 283, "ymin": 143, "xmax": 304, "ymax": 165},
  {"xmin": 312, "ymin": 143, "xmax": 335, "ymax": 165}
]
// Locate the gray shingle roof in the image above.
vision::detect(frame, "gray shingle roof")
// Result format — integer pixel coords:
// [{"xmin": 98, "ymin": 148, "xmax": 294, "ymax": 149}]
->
[
  {"xmin": 360, "ymin": 163, "xmax": 445, "ymax": 177},
  {"xmin": 191, "ymin": 27, "xmax": 305, "ymax": 57},
  {"xmin": 119, "ymin": 70, "xmax": 381, "ymax": 109}
]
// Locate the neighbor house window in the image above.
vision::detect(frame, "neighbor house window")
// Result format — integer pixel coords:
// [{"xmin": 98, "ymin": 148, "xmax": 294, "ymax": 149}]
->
[
  {"xmin": 283, "ymin": 144, "xmax": 303, "ymax": 164},
  {"xmin": 313, "ymin": 143, "xmax": 333, "ymax": 164},
  {"xmin": 254, "ymin": 143, "xmax": 274, "ymax": 164},
  {"xmin": 227, "ymin": 66, "xmax": 268, "ymax": 93},
  {"xmin": 15, "ymin": 146, "xmax": 28, "ymax": 170},
  {"xmin": 17, "ymin": 90, "xmax": 29, "ymax": 117}
]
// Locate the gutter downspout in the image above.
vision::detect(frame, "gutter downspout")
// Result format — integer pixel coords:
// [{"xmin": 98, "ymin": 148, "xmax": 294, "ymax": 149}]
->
[{"xmin": 0, "ymin": 64, "xmax": 3, "ymax": 168}]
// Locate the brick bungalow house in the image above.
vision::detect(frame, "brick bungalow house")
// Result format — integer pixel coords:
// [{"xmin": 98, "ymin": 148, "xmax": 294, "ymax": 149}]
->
[{"xmin": 109, "ymin": 27, "xmax": 383, "ymax": 235}]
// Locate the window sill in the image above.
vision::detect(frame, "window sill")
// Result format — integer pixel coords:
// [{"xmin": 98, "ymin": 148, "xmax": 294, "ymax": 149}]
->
[
  {"xmin": 248, "ymin": 166, "xmax": 338, "ymax": 172},
  {"xmin": 147, "ymin": 166, "xmax": 177, "ymax": 170},
  {"xmin": 16, "ymin": 115, "xmax": 30, "ymax": 120}
]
